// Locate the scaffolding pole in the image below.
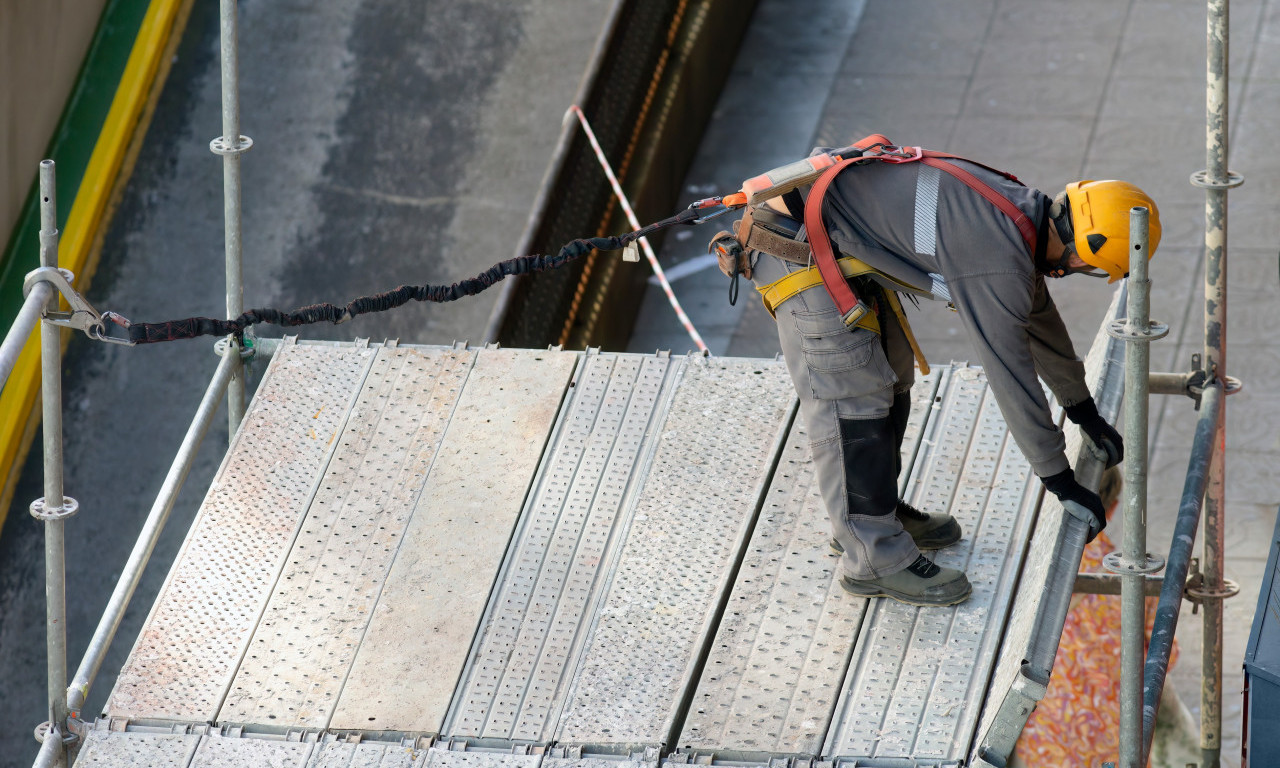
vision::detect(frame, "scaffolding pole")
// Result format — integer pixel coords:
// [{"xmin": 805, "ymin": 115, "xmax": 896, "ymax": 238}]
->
[
  {"xmin": 1194, "ymin": 1, "xmax": 1237, "ymax": 765},
  {"xmin": 1109, "ymin": 207, "xmax": 1165, "ymax": 768},
  {"xmin": 32, "ymin": 161, "xmax": 72, "ymax": 768},
  {"xmin": 213, "ymin": 0, "xmax": 251, "ymax": 435}
]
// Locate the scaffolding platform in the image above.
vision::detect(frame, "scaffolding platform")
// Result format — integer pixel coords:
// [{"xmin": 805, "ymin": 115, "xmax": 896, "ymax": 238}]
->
[{"xmin": 78, "ymin": 328, "xmax": 1118, "ymax": 768}]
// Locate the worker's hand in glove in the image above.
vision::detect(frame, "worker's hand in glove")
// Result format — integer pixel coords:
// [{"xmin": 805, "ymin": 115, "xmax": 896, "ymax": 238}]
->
[
  {"xmin": 1042, "ymin": 467, "xmax": 1107, "ymax": 542},
  {"xmin": 1064, "ymin": 397, "xmax": 1124, "ymax": 468}
]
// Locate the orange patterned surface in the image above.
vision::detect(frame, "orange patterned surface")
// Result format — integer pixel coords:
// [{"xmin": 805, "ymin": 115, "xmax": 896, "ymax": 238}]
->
[{"xmin": 1015, "ymin": 519, "xmax": 1177, "ymax": 767}]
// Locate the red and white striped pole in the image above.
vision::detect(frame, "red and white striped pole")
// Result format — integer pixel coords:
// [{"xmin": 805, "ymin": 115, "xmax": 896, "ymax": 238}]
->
[{"xmin": 566, "ymin": 105, "xmax": 710, "ymax": 355}]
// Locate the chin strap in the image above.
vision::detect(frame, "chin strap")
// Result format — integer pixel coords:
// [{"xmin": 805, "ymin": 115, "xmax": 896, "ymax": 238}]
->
[
  {"xmin": 1034, "ymin": 206, "xmax": 1074, "ymax": 279},
  {"xmin": 1035, "ymin": 204, "xmax": 1111, "ymax": 279}
]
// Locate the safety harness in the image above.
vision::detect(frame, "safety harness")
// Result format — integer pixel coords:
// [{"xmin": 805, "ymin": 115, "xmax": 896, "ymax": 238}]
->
[{"xmin": 711, "ymin": 135, "xmax": 1042, "ymax": 376}]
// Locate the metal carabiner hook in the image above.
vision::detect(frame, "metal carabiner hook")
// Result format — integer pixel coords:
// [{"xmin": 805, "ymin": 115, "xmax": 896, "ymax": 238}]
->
[{"xmin": 22, "ymin": 267, "xmax": 135, "ymax": 346}]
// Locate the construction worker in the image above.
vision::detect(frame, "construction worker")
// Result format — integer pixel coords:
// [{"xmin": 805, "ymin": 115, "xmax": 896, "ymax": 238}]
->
[{"xmin": 722, "ymin": 142, "xmax": 1156, "ymax": 607}]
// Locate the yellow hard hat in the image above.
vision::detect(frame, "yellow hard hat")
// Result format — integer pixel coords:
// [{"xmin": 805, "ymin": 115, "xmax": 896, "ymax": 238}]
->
[{"xmin": 1054, "ymin": 180, "xmax": 1161, "ymax": 282}]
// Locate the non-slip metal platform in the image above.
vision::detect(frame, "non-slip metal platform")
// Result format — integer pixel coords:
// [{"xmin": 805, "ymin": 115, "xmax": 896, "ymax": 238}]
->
[
  {"xmin": 107, "ymin": 341, "xmax": 379, "ymax": 723},
  {"xmin": 89, "ymin": 343, "xmax": 1071, "ymax": 768},
  {"xmin": 676, "ymin": 372, "xmax": 941, "ymax": 756}
]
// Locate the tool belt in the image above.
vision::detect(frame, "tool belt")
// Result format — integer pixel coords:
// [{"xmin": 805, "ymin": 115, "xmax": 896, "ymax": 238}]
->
[
  {"xmin": 745, "ymin": 208, "xmax": 931, "ymax": 375},
  {"xmin": 755, "ymin": 254, "xmax": 930, "ymax": 375}
]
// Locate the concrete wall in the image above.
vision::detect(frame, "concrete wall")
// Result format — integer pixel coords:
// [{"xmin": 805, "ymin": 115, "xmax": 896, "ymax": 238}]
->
[{"xmin": 0, "ymin": 0, "xmax": 109, "ymax": 250}]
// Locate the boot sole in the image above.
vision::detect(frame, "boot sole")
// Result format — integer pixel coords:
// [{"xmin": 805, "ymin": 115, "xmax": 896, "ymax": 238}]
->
[{"xmin": 839, "ymin": 576, "xmax": 972, "ymax": 607}]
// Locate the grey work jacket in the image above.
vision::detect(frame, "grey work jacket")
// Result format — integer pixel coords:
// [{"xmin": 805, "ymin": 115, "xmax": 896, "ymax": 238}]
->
[{"xmin": 821, "ymin": 158, "xmax": 1091, "ymax": 478}]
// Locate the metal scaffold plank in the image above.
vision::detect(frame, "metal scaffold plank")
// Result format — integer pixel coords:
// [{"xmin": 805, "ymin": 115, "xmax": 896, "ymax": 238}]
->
[
  {"xmin": 332, "ymin": 348, "xmax": 578, "ymax": 734},
  {"xmin": 306, "ymin": 740, "xmax": 430, "ymax": 767},
  {"xmin": 189, "ymin": 734, "xmax": 314, "ymax": 767},
  {"xmin": 106, "ymin": 342, "xmax": 378, "ymax": 723},
  {"xmin": 553, "ymin": 356, "xmax": 797, "ymax": 748},
  {"xmin": 676, "ymin": 369, "xmax": 943, "ymax": 757},
  {"xmin": 74, "ymin": 730, "xmax": 201, "ymax": 767},
  {"xmin": 421, "ymin": 748, "xmax": 544, "ymax": 768},
  {"xmin": 676, "ymin": 413, "xmax": 863, "ymax": 755},
  {"xmin": 445, "ymin": 353, "xmax": 677, "ymax": 742},
  {"xmin": 542, "ymin": 749, "xmax": 658, "ymax": 768},
  {"xmin": 824, "ymin": 367, "xmax": 1038, "ymax": 761},
  {"xmin": 219, "ymin": 346, "xmax": 476, "ymax": 728}
]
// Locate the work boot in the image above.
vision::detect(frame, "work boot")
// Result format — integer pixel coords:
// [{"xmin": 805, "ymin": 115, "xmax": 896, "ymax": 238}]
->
[
  {"xmin": 840, "ymin": 554, "xmax": 972, "ymax": 607},
  {"xmin": 894, "ymin": 500, "xmax": 962, "ymax": 549},
  {"xmin": 829, "ymin": 500, "xmax": 962, "ymax": 553}
]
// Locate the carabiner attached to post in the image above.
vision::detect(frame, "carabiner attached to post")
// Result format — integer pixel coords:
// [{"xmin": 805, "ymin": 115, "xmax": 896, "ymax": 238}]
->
[{"xmin": 23, "ymin": 267, "xmax": 136, "ymax": 346}]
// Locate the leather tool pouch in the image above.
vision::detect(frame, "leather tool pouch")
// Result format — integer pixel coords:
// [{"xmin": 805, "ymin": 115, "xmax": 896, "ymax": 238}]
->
[{"xmin": 709, "ymin": 230, "xmax": 750, "ymax": 280}]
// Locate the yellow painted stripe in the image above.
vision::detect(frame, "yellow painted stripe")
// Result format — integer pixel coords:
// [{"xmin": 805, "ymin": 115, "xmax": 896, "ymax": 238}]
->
[{"xmin": 0, "ymin": 0, "xmax": 185, "ymax": 528}]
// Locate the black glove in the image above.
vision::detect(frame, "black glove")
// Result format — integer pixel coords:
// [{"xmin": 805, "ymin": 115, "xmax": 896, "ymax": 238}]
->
[
  {"xmin": 1042, "ymin": 467, "xmax": 1107, "ymax": 542},
  {"xmin": 1064, "ymin": 397, "xmax": 1124, "ymax": 469}
]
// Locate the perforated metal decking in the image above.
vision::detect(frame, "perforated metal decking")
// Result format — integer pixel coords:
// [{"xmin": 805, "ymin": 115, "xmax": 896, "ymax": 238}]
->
[{"xmin": 87, "ymin": 342, "xmax": 1075, "ymax": 768}]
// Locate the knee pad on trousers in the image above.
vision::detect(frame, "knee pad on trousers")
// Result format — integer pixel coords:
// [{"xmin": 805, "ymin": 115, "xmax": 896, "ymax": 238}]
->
[
  {"xmin": 889, "ymin": 390, "xmax": 911, "ymax": 478},
  {"xmin": 838, "ymin": 416, "xmax": 898, "ymax": 516}
]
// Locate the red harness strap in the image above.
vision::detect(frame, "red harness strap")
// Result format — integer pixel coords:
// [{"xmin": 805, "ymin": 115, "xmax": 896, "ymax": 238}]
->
[
  {"xmin": 919, "ymin": 153, "xmax": 1037, "ymax": 252},
  {"xmin": 803, "ymin": 145, "xmax": 1037, "ymax": 326},
  {"xmin": 804, "ymin": 156, "xmax": 872, "ymax": 327}
]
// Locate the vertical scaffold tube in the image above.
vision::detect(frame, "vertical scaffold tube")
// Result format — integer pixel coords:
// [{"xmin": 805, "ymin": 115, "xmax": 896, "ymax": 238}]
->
[
  {"xmin": 37, "ymin": 161, "xmax": 69, "ymax": 767},
  {"xmin": 217, "ymin": 0, "xmax": 247, "ymax": 433},
  {"xmin": 1201, "ymin": 1, "xmax": 1230, "ymax": 765},
  {"xmin": 1119, "ymin": 207, "xmax": 1153, "ymax": 768}
]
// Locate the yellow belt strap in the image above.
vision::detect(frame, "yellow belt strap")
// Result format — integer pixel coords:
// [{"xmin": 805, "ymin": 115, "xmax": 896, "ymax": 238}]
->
[{"xmin": 756, "ymin": 257, "xmax": 930, "ymax": 374}]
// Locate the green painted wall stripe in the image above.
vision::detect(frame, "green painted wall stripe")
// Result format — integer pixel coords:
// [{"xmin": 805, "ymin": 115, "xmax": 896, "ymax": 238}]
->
[{"xmin": 0, "ymin": 0, "xmax": 149, "ymax": 314}]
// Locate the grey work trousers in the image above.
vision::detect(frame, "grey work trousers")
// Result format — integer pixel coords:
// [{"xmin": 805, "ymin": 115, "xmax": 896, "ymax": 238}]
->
[{"xmin": 752, "ymin": 253, "xmax": 920, "ymax": 579}]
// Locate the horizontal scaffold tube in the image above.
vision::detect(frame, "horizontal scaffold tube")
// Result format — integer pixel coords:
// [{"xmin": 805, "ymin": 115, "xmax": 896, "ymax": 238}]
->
[{"xmin": 0, "ymin": 284, "xmax": 52, "ymax": 391}]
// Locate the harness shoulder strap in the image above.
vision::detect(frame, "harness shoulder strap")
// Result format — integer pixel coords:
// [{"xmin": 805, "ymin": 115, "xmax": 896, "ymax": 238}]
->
[
  {"xmin": 804, "ymin": 156, "xmax": 871, "ymax": 327},
  {"xmin": 919, "ymin": 155, "xmax": 1037, "ymax": 252},
  {"xmin": 801, "ymin": 144, "xmax": 1038, "ymax": 323}
]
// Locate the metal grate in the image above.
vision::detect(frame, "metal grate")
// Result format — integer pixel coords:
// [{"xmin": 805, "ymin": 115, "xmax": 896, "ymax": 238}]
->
[
  {"xmin": 677, "ymin": 370, "xmax": 942, "ymax": 756},
  {"xmin": 497, "ymin": 0, "xmax": 686, "ymax": 349},
  {"xmin": 307, "ymin": 740, "xmax": 428, "ymax": 767},
  {"xmin": 332, "ymin": 348, "xmax": 579, "ymax": 734},
  {"xmin": 553, "ymin": 356, "xmax": 795, "ymax": 747},
  {"xmin": 107, "ymin": 342, "xmax": 377, "ymax": 722},
  {"xmin": 190, "ymin": 734, "xmax": 313, "ymax": 767},
  {"xmin": 219, "ymin": 347, "xmax": 475, "ymax": 728},
  {"xmin": 74, "ymin": 730, "xmax": 200, "ymax": 767},
  {"xmin": 446, "ymin": 352, "xmax": 677, "ymax": 741}
]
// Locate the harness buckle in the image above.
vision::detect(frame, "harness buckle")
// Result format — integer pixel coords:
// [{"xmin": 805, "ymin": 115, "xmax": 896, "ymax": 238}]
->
[
  {"xmin": 876, "ymin": 145, "xmax": 924, "ymax": 163},
  {"xmin": 841, "ymin": 302, "xmax": 873, "ymax": 328}
]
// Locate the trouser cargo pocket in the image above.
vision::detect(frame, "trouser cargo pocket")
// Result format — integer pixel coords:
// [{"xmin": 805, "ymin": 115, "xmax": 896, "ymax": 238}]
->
[{"xmin": 780, "ymin": 306, "xmax": 898, "ymax": 402}]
